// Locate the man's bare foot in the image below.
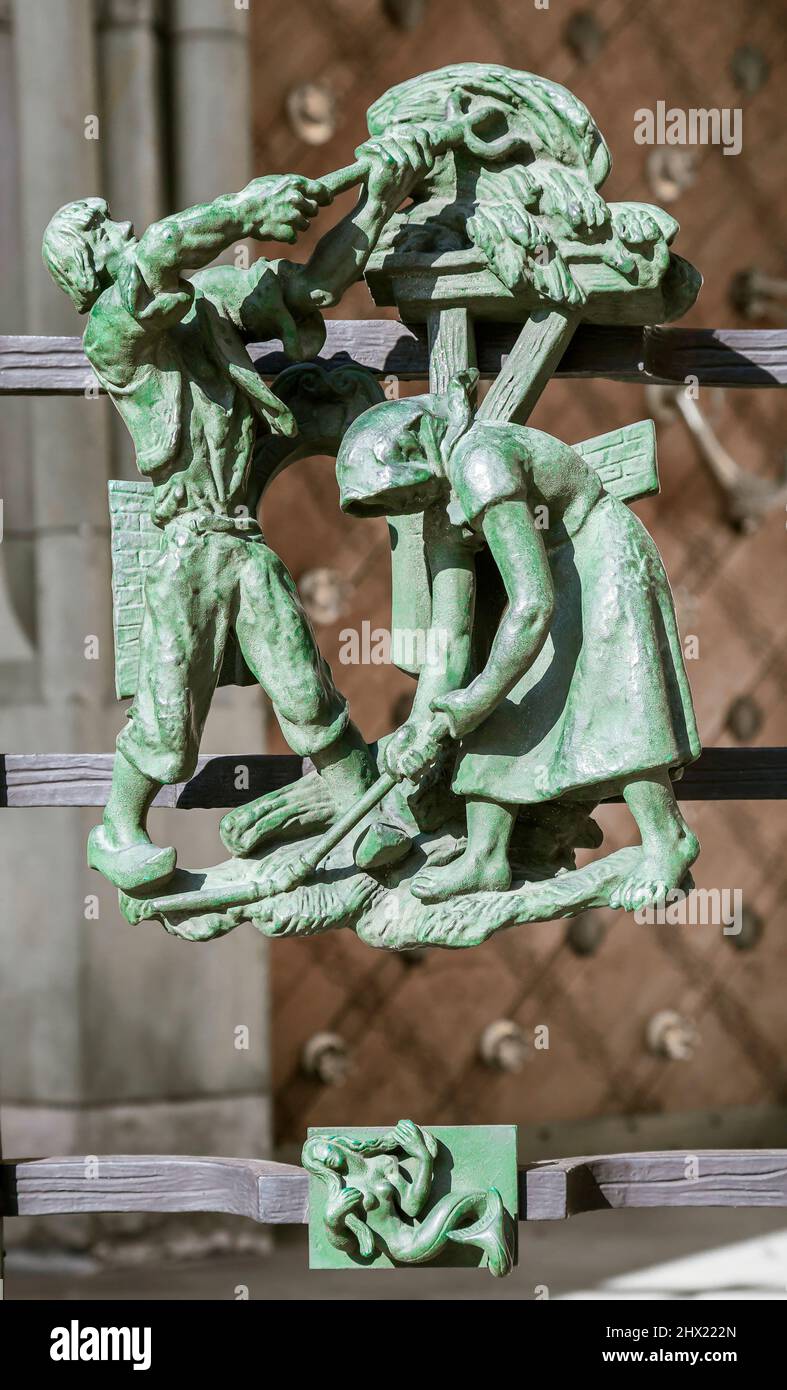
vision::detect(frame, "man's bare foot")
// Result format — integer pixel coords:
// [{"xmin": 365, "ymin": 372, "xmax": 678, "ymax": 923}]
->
[
  {"xmin": 87, "ymin": 823, "xmax": 176, "ymax": 893},
  {"xmin": 220, "ymin": 771, "xmax": 335, "ymax": 856},
  {"xmin": 410, "ymin": 847, "xmax": 512, "ymax": 902},
  {"xmin": 608, "ymin": 829, "xmax": 700, "ymax": 912}
]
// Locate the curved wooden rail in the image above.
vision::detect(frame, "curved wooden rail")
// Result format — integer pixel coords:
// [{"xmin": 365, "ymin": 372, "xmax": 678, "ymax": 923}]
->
[
  {"xmin": 2, "ymin": 1150, "xmax": 785, "ymax": 1224},
  {"xmin": 0, "ymin": 1155, "xmax": 307, "ymax": 1225},
  {"xmin": 520, "ymin": 1149, "xmax": 787, "ymax": 1220}
]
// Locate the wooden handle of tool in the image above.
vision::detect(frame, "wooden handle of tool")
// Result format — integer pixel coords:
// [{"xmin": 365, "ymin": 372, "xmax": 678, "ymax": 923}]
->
[
  {"xmin": 298, "ymin": 711, "xmax": 452, "ymax": 873},
  {"xmin": 297, "ymin": 770, "xmax": 398, "ymax": 872},
  {"xmin": 139, "ymin": 771, "xmax": 397, "ymax": 917},
  {"xmin": 141, "ymin": 878, "xmax": 268, "ymax": 918},
  {"xmin": 319, "ymin": 115, "xmax": 466, "ymax": 199},
  {"xmin": 319, "ymin": 162, "xmax": 369, "ymax": 197},
  {"xmin": 142, "ymin": 720, "xmax": 450, "ymax": 915}
]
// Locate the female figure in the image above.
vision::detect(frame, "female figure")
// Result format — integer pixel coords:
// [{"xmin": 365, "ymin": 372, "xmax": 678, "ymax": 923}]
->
[
  {"xmin": 336, "ymin": 371, "xmax": 700, "ymax": 906},
  {"xmin": 302, "ymin": 1119, "xmax": 513, "ymax": 1275}
]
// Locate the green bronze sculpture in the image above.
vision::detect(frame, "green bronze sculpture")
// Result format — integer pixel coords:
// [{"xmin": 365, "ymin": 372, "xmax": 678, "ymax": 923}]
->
[
  {"xmin": 304, "ymin": 1120, "xmax": 517, "ymax": 1275},
  {"xmin": 336, "ymin": 370, "xmax": 700, "ymax": 906},
  {"xmin": 42, "ymin": 134, "xmax": 438, "ymax": 894},
  {"xmin": 43, "ymin": 63, "xmax": 703, "ymax": 952}
]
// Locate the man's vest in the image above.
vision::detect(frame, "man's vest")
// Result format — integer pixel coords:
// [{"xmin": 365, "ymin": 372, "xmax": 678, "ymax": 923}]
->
[{"xmin": 87, "ymin": 280, "xmax": 296, "ymax": 476}]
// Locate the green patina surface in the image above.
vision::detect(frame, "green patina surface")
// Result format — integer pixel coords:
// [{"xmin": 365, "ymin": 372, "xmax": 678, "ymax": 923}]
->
[
  {"xmin": 304, "ymin": 1121, "xmax": 518, "ymax": 1274},
  {"xmin": 42, "ymin": 62, "xmax": 702, "ymax": 950}
]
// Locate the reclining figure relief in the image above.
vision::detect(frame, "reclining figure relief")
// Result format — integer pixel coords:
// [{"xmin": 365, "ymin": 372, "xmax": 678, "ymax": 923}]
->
[{"xmin": 303, "ymin": 1120, "xmax": 516, "ymax": 1276}]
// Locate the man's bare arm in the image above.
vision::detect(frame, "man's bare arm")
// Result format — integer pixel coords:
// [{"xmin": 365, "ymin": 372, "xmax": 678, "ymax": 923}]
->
[
  {"xmin": 135, "ymin": 175, "xmax": 330, "ymax": 294},
  {"xmin": 286, "ymin": 129, "xmax": 438, "ymax": 314},
  {"xmin": 191, "ymin": 134, "xmax": 437, "ymax": 351},
  {"xmin": 85, "ymin": 175, "xmax": 331, "ymax": 382}
]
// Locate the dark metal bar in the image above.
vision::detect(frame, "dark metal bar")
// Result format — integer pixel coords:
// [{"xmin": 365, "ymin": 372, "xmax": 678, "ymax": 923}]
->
[{"xmin": 1, "ymin": 747, "xmax": 785, "ymax": 809}]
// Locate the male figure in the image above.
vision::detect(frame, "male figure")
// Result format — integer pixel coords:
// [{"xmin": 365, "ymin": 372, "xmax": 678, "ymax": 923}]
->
[{"xmin": 42, "ymin": 131, "xmax": 436, "ymax": 892}]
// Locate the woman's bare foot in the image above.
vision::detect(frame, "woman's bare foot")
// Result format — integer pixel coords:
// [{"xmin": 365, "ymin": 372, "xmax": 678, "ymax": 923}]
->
[
  {"xmin": 410, "ymin": 846, "xmax": 512, "ymax": 902},
  {"xmin": 609, "ymin": 828, "xmax": 699, "ymax": 912},
  {"xmin": 220, "ymin": 771, "xmax": 335, "ymax": 856}
]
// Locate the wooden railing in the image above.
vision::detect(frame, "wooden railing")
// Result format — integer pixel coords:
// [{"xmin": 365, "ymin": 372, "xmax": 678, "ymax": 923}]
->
[{"xmin": 3, "ymin": 1150, "xmax": 786, "ymax": 1225}]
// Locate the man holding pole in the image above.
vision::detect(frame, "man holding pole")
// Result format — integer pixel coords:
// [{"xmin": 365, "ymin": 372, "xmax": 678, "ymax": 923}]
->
[{"xmin": 42, "ymin": 131, "xmax": 438, "ymax": 893}]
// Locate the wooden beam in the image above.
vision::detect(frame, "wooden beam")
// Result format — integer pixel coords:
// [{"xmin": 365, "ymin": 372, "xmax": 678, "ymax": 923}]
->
[
  {"xmin": 2, "ymin": 325, "xmax": 786, "ymax": 394},
  {"xmin": 477, "ymin": 307, "xmax": 578, "ymax": 424},
  {"xmin": 0, "ymin": 752, "xmax": 304, "ymax": 808},
  {"xmin": 2, "ymin": 1150, "xmax": 785, "ymax": 1223},
  {"xmin": 644, "ymin": 327, "xmax": 787, "ymax": 388},
  {"xmin": 1, "ymin": 747, "xmax": 784, "ymax": 809},
  {"xmin": 0, "ymin": 1155, "xmax": 307, "ymax": 1225},
  {"xmin": 521, "ymin": 1150, "xmax": 787, "ymax": 1220},
  {"xmin": 668, "ymin": 745, "xmax": 787, "ymax": 800}
]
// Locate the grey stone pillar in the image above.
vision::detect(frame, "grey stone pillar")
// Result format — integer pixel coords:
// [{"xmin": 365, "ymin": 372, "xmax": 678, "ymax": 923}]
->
[
  {"xmin": 0, "ymin": 0, "xmax": 35, "ymax": 667},
  {"xmin": 170, "ymin": 0, "xmax": 251, "ymax": 210},
  {"xmin": 98, "ymin": 0, "xmax": 167, "ymax": 481}
]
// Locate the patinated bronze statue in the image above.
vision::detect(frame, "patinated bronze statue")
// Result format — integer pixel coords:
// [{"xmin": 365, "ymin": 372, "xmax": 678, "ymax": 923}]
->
[
  {"xmin": 336, "ymin": 370, "xmax": 700, "ymax": 907},
  {"xmin": 42, "ymin": 136, "xmax": 437, "ymax": 894},
  {"xmin": 43, "ymin": 63, "xmax": 702, "ymax": 952}
]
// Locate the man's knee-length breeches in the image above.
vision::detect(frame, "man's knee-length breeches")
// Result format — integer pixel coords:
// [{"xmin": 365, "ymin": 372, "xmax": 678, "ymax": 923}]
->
[{"xmin": 117, "ymin": 523, "xmax": 348, "ymax": 784}]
